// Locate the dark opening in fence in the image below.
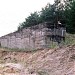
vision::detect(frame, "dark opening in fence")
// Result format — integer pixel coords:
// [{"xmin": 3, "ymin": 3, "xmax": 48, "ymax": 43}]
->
[{"xmin": 45, "ymin": 22, "xmax": 66, "ymax": 45}]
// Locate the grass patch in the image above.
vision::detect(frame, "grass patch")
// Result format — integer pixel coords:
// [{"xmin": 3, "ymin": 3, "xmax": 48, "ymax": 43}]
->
[
  {"xmin": 37, "ymin": 70, "xmax": 49, "ymax": 75},
  {"xmin": 49, "ymin": 33, "xmax": 75, "ymax": 49},
  {"xmin": 49, "ymin": 42, "xmax": 58, "ymax": 49},
  {"xmin": 0, "ymin": 46, "xmax": 38, "ymax": 52},
  {"xmin": 62, "ymin": 33, "xmax": 75, "ymax": 46}
]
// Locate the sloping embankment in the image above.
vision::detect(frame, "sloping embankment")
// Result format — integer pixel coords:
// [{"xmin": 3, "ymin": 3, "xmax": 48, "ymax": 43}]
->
[{"xmin": 0, "ymin": 45, "xmax": 75, "ymax": 75}]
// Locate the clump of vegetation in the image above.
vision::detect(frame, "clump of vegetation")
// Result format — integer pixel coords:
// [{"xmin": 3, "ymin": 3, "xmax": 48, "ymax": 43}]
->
[
  {"xmin": 65, "ymin": 0, "xmax": 75, "ymax": 34},
  {"xmin": 48, "ymin": 33, "xmax": 75, "ymax": 49},
  {"xmin": 61, "ymin": 34, "xmax": 75, "ymax": 46},
  {"xmin": 49, "ymin": 42, "xmax": 58, "ymax": 49},
  {"xmin": 37, "ymin": 70, "xmax": 49, "ymax": 75}
]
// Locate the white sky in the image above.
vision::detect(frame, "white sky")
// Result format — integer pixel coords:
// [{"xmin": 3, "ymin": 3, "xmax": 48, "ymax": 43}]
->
[{"xmin": 0, "ymin": 0, "xmax": 54, "ymax": 37}]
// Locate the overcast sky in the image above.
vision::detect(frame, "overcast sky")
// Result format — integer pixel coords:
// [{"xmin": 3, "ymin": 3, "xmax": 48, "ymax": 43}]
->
[{"xmin": 0, "ymin": 0, "xmax": 54, "ymax": 37}]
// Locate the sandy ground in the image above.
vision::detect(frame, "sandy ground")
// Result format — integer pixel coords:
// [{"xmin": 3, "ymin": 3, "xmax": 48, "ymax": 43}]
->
[{"xmin": 0, "ymin": 45, "xmax": 75, "ymax": 75}]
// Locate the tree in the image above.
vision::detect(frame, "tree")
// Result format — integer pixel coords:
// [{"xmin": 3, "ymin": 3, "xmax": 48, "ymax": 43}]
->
[
  {"xmin": 25, "ymin": 12, "xmax": 40, "ymax": 26},
  {"xmin": 40, "ymin": 3, "xmax": 55, "ymax": 23},
  {"xmin": 18, "ymin": 0, "xmax": 75, "ymax": 32},
  {"xmin": 18, "ymin": 3, "xmax": 56, "ymax": 30},
  {"xmin": 65, "ymin": 0, "xmax": 75, "ymax": 33},
  {"xmin": 54, "ymin": 0, "xmax": 66, "ymax": 25},
  {"xmin": 18, "ymin": 12, "xmax": 40, "ymax": 30},
  {"xmin": 18, "ymin": 1, "xmax": 66, "ymax": 30}
]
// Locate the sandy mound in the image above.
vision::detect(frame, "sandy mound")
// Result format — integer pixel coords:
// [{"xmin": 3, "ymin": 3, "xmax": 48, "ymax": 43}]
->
[{"xmin": 0, "ymin": 45, "xmax": 75, "ymax": 75}]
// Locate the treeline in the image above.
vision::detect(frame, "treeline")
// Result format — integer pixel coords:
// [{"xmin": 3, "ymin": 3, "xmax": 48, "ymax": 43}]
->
[{"xmin": 18, "ymin": 0, "xmax": 75, "ymax": 34}]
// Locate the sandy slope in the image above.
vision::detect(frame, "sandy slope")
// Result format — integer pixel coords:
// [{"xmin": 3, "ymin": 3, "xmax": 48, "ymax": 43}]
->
[{"xmin": 0, "ymin": 45, "xmax": 75, "ymax": 75}]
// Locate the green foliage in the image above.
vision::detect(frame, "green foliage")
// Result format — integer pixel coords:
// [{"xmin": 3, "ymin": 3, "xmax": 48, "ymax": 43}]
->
[
  {"xmin": 40, "ymin": 4, "xmax": 55, "ymax": 23},
  {"xmin": 18, "ymin": 2, "xmax": 65, "ymax": 30},
  {"xmin": 18, "ymin": 0, "xmax": 75, "ymax": 34},
  {"xmin": 48, "ymin": 33, "xmax": 75, "ymax": 49},
  {"xmin": 24, "ymin": 12, "xmax": 40, "ymax": 27},
  {"xmin": 18, "ymin": 12, "xmax": 40, "ymax": 30},
  {"xmin": 60, "ymin": 33, "xmax": 75, "ymax": 46},
  {"xmin": 65, "ymin": 33, "xmax": 75, "ymax": 45},
  {"xmin": 65, "ymin": 0, "xmax": 75, "ymax": 33},
  {"xmin": 18, "ymin": 3, "xmax": 56, "ymax": 30}
]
